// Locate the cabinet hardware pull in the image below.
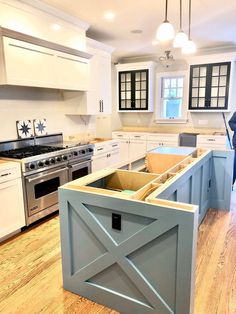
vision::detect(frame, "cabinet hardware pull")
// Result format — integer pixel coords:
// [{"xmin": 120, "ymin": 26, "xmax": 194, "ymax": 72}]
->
[
  {"xmin": 9, "ymin": 43, "xmax": 54, "ymax": 56},
  {"xmin": 1, "ymin": 172, "xmax": 11, "ymax": 177},
  {"xmin": 97, "ymin": 148, "xmax": 104, "ymax": 151},
  {"xmin": 112, "ymin": 144, "xmax": 118, "ymax": 147},
  {"xmin": 99, "ymin": 100, "xmax": 102, "ymax": 112},
  {"xmin": 101, "ymin": 100, "xmax": 104, "ymax": 112}
]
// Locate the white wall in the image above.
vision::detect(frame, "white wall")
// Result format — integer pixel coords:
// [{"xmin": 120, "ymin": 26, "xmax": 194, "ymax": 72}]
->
[
  {"xmin": 109, "ymin": 53, "xmax": 236, "ymax": 133},
  {"xmin": 0, "ymin": 86, "xmax": 96, "ymax": 141}
]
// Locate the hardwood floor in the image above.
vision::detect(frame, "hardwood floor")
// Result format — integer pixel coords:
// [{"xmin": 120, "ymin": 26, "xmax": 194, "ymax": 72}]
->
[{"xmin": 0, "ymin": 193, "xmax": 236, "ymax": 314}]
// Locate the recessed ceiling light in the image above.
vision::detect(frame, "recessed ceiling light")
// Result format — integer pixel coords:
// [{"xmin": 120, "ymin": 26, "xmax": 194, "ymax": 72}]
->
[
  {"xmin": 104, "ymin": 12, "xmax": 115, "ymax": 20},
  {"xmin": 52, "ymin": 24, "xmax": 61, "ymax": 31},
  {"xmin": 152, "ymin": 40, "xmax": 159, "ymax": 46},
  {"xmin": 130, "ymin": 29, "xmax": 143, "ymax": 34}
]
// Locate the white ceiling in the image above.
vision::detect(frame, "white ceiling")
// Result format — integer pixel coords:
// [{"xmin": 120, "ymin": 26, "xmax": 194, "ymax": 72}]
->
[{"xmin": 41, "ymin": 0, "xmax": 236, "ymax": 61}]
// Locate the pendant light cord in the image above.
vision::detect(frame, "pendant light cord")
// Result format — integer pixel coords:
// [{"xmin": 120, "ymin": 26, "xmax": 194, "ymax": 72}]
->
[
  {"xmin": 188, "ymin": 0, "xmax": 192, "ymax": 38},
  {"xmin": 180, "ymin": 0, "xmax": 182, "ymax": 30},
  {"xmin": 165, "ymin": 0, "xmax": 168, "ymax": 21}
]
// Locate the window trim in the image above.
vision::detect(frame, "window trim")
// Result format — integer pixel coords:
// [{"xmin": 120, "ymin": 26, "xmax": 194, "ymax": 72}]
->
[{"xmin": 155, "ymin": 70, "xmax": 189, "ymax": 123}]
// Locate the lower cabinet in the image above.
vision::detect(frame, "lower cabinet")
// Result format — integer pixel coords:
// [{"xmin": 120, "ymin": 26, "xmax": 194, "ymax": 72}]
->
[
  {"xmin": 92, "ymin": 150, "xmax": 120, "ymax": 172},
  {"xmin": 147, "ymin": 133, "xmax": 179, "ymax": 151},
  {"xmin": 0, "ymin": 163, "xmax": 25, "ymax": 240},
  {"xmin": 196, "ymin": 135, "xmax": 228, "ymax": 149}
]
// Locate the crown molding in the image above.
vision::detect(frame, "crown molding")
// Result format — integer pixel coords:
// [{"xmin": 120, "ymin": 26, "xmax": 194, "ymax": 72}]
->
[{"xmin": 3, "ymin": 0, "xmax": 90, "ymax": 30}]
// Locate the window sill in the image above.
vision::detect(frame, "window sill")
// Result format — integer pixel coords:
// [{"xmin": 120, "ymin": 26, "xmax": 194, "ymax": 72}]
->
[{"xmin": 155, "ymin": 118, "xmax": 188, "ymax": 124}]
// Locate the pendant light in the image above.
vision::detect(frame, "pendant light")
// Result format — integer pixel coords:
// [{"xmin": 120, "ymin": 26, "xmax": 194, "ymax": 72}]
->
[
  {"xmin": 173, "ymin": 0, "xmax": 188, "ymax": 48},
  {"xmin": 156, "ymin": 0, "xmax": 175, "ymax": 42},
  {"xmin": 182, "ymin": 0, "xmax": 196, "ymax": 54}
]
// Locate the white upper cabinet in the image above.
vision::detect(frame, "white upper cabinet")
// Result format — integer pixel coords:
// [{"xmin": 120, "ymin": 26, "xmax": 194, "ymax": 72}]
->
[
  {"xmin": 64, "ymin": 39, "xmax": 113, "ymax": 115},
  {"xmin": 2, "ymin": 37, "xmax": 55, "ymax": 88},
  {"xmin": 0, "ymin": 28, "xmax": 91, "ymax": 90},
  {"xmin": 55, "ymin": 51, "xmax": 89, "ymax": 91}
]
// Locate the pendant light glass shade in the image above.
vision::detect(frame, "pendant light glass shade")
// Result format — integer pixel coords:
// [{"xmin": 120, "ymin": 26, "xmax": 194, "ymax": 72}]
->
[
  {"xmin": 182, "ymin": 39, "xmax": 196, "ymax": 54},
  {"xmin": 156, "ymin": 21, "xmax": 175, "ymax": 42},
  {"xmin": 173, "ymin": 31, "xmax": 188, "ymax": 48}
]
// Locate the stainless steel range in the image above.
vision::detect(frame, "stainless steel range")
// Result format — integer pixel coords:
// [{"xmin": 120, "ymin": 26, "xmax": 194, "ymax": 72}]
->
[{"xmin": 0, "ymin": 133, "xmax": 94, "ymax": 225}]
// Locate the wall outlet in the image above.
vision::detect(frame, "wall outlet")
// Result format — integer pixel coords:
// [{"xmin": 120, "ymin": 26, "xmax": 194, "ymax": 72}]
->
[{"xmin": 198, "ymin": 120, "xmax": 208, "ymax": 125}]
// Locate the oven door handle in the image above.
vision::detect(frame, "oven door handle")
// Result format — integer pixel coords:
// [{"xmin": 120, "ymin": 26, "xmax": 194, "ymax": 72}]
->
[
  {"xmin": 68, "ymin": 160, "xmax": 91, "ymax": 169},
  {"xmin": 25, "ymin": 168, "xmax": 68, "ymax": 183}
]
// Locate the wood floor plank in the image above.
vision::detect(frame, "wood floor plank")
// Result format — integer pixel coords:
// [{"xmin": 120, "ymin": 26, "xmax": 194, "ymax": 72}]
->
[{"xmin": 1, "ymin": 194, "xmax": 236, "ymax": 313}]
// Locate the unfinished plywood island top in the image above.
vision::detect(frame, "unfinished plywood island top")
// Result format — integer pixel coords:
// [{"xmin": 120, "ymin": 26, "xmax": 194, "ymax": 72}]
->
[{"xmin": 59, "ymin": 147, "xmax": 233, "ymax": 314}]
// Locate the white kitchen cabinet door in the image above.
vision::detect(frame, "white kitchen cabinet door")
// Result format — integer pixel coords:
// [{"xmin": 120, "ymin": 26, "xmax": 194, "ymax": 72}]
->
[
  {"xmin": 129, "ymin": 140, "xmax": 147, "ymax": 160},
  {"xmin": 92, "ymin": 153, "xmax": 108, "ymax": 172},
  {"xmin": 0, "ymin": 177, "xmax": 25, "ymax": 239},
  {"xmin": 55, "ymin": 51, "xmax": 89, "ymax": 91},
  {"xmin": 119, "ymin": 139, "xmax": 130, "ymax": 163},
  {"xmin": 108, "ymin": 149, "xmax": 120, "ymax": 166},
  {"xmin": 2, "ymin": 37, "xmax": 55, "ymax": 88},
  {"xmin": 147, "ymin": 142, "xmax": 162, "ymax": 151}
]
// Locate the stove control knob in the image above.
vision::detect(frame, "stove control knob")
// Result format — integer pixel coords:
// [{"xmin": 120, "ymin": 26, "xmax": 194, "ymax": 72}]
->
[
  {"xmin": 81, "ymin": 149, "xmax": 86, "ymax": 154},
  {"xmin": 88, "ymin": 148, "xmax": 94, "ymax": 153},
  {"xmin": 49, "ymin": 158, "xmax": 55, "ymax": 164},
  {"xmin": 37, "ymin": 161, "xmax": 44, "ymax": 168},
  {"xmin": 44, "ymin": 160, "xmax": 50, "ymax": 166},
  {"xmin": 73, "ymin": 151, "xmax": 78, "ymax": 156},
  {"xmin": 56, "ymin": 156, "xmax": 62, "ymax": 162},
  {"xmin": 29, "ymin": 163, "xmax": 36, "ymax": 170},
  {"xmin": 62, "ymin": 155, "xmax": 68, "ymax": 161}
]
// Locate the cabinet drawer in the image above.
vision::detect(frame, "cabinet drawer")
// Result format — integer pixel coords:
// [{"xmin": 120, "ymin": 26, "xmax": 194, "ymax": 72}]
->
[
  {"xmin": 129, "ymin": 133, "xmax": 147, "ymax": 140},
  {"xmin": 112, "ymin": 132, "xmax": 130, "ymax": 139},
  {"xmin": 197, "ymin": 135, "xmax": 227, "ymax": 145},
  {"xmin": 0, "ymin": 163, "xmax": 21, "ymax": 183},
  {"xmin": 147, "ymin": 133, "xmax": 179, "ymax": 142}
]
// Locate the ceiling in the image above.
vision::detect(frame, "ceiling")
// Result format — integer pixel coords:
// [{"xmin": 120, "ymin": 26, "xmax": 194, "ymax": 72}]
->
[{"xmin": 41, "ymin": 0, "xmax": 236, "ymax": 61}]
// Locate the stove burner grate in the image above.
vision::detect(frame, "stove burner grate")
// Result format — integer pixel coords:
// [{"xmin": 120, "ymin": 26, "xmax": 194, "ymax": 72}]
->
[{"xmin": 0, "ymin": 145, "xmax": 64, "ymax": 159}]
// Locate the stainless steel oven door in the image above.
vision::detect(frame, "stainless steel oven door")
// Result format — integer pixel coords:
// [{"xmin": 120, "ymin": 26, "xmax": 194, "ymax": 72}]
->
[
  {"xmin": 68, "ymin": 159, "xmax": 91, "ymax": 181},
  {"xmin": 25, "ymin": 166, "xmax": 68, "ymax": 216}
]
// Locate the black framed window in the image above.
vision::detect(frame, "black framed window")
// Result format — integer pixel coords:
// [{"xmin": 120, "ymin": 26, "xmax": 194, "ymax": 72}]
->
[
  {"xmin": 189, "ymin": 62, "xmax": 231, "ymax": 110},
  {"xmin": 119, "ymin": 69, "xmax": 148, "ymax": 110}
]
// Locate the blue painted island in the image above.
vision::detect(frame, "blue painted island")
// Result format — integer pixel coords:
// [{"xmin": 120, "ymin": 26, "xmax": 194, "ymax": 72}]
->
[{"xmin": 59, "ymin": 148, "xmax": 233, "ymax": 314}]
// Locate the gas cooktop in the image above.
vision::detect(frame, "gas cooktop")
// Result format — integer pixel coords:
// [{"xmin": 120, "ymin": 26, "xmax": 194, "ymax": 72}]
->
[{"xmin": 0, "ymin": 145, "xmax": 64, "ymax": 159}]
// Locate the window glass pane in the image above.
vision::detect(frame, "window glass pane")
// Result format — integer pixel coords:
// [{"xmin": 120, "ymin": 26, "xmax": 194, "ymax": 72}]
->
[
  {"xmin": 141, "ymin": 81, "xmax": 146, "ymax": 90},
  {"xmin": 199, "ymin": 88, "xmax": 205, "ymax": 97},
  {"xmin": 219, "ymin": 76, "xmax": 226, "ymax": 86},
  {"xmin": 121, "ymin": 92, "xmax": 126, "ymax": 100},
  {"xmin": 121, "ymin": 83, "xmax": 125, "ymax": 91},
  {"xmin": 141, "ymin": 91, "xmax": 146, "ymax": 99},
  {"xmin": 135, "ymin": 81, "xmax": 140, "ymax": 90},
  {"xmin": 192, "ymin": 78, "xmax": 198, "ymax": 87},
  {"xmin": 163, "ymin": 99, "xmax": 182, "ymax": 118},
  {"xmin": 220, "ymin": 65, "xmax": 228, "ymax": 75},
  {"xmin": 211, "ymin": 98, "xmax": 218, "ymax": 107},
  {"xmin": 199, "ymin": 98, "xmax": 205, "ymax": 107},
  {"xmin": 192, "ymin": 88, "xmax": 198, "ymax": 97},
  {"xmin": 177, "ymin": 88, "xmax": 183, "ymax": 97},
  {"xmin": 135, "ymin": 91, "xmax": 140, "ymax": 99},
  {"xmin": 135, "ymin": 72, "xmax": 140, "ymax": 81},
  {"xmin": 126, "ymin": 73, "xmax": 131, "ymax": 81},
  {"xmin": 177, "ymin": 78, "xmax": 183, "ymax": 87},
  {"xmin": 200, "ymin": 67, "xmax": 207, "ymax": 77},
  {"xmin": 212, "ymin": 66, "xmax": 219, "ymax": 76},
  {"xmin": 126, "ymin": 91, "xmax": 131, "ymax": 99},
  {"xmin": 199, "ymin": 77, "xmax": 206, "ymax": 87},
  {"xmin": 218, "ymin": 98, "xmax": 225, "ymax": 107},
  {"xmin": 193, "ymin": 67, "xmax": 199, "ymax": 77},
  {"xmin": 135, "ymin": 100, "xmax": 140, "ymax": 108},
  {"xmin": 164, "ymin": 78, "xmax": 170, "ymax": 88},
  {"xmin": 126, "ymin": 100, "xmax": 131, "ymax": 108},
  {"xmin": 171, "ymin": 79, "xmax": 177, "ymax": 88},
  {"xmin": 126, "ymin": 82, "xmax": 131, "ymax": 90},
  {"xmin": 219, "ymin": 87, "xmax": 226, "ymax": 97},
  {"xmin": 211, "ymin": 87, "xmax": 218, "ymax": 97},
  {"xmin": 164, "ymin": 89, "xmax": 170, "ymax": 98},
  {"xmin": 141, "ymin": 72, "xmax": 147, "ymax": 80},
  {"xmin": 120, "ymin": 74, "xmax": 126, "ymax": 82},
  {"xmin": 121, "ymin": 100, "xmax": 125, "ymax": 108},
  {"xmin": 141, "ymin": 100, "xmax": 146, "ymax": 108},
  {"xmin": 211, "ymin": 77, "xmax": 218, "ymax": 86},
  {"xmin": 191, "ymin": 98, "xmax": 198, "ymax": 107}
]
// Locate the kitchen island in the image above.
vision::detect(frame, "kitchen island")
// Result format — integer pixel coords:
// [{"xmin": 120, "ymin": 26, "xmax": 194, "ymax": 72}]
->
[{"xmin": 59, "ymin": 148, "xmax": 233, "ymax": 314}]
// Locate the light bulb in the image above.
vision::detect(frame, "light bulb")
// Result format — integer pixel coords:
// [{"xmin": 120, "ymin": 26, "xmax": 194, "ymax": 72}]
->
[
  {"xmin": 156, "ymin": 21, "xmax": 175, "ymax": 42},
  {"xmin": 173, "ymin": 31, "xmax": 188, "ymax": 48},
  {"xmin": 182, "ymin": 39, "xmax": 197, "ymax": 54}
]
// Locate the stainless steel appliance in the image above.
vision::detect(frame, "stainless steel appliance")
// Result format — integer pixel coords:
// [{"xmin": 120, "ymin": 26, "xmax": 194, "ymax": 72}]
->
[{"xmin": 0, "ymin": 133, "xmax": 94, "ymax": 225}]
